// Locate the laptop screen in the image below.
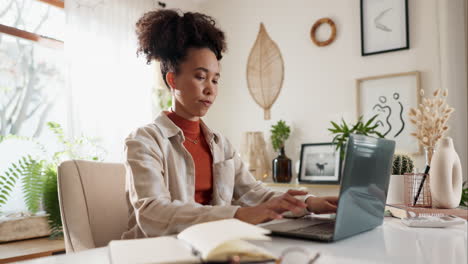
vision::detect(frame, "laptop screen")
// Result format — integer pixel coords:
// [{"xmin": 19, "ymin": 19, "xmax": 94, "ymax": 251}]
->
[{"xmin": 333, "ymin": 134, "xmax": 395, "ymax": 241}]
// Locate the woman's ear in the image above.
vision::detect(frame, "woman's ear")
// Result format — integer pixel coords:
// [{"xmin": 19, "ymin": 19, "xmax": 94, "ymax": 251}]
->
[{"xmin": 166, "ymin": 72, "xmax": 176, "ymax": 90}]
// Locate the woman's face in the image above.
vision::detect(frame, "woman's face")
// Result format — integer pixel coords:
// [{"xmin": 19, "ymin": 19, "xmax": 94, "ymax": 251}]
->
[{"xmin": 167, "ymin": 47, "xmax": 220, "ymax": 121}]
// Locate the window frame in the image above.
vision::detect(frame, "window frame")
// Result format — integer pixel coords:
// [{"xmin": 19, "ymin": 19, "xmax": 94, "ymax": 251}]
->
[{"xmin": 0, "ymin": 0, "xmax": 64, "ymax": 50}]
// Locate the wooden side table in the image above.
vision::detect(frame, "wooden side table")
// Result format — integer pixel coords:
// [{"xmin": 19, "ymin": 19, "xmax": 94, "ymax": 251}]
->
[{"xmin": 0, "ymin": 237, "xmax": 65, "ymax": 263}]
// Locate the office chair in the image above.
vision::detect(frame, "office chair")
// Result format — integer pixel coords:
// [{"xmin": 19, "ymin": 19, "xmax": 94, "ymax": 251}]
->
[{"xmin": 58, "ymin": 160, "xmax": 128, "ymax": 252}]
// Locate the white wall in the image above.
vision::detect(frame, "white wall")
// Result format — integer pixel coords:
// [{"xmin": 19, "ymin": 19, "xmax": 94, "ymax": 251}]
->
[{"xmin": 200, "ymin": 0, "xmax": 468, "ymax": 181}]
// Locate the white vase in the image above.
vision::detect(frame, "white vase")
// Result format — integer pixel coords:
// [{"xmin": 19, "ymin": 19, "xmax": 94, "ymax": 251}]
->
[{"xmin": 429, "ymin": 137, "xmax": 463, "ymax": 208}]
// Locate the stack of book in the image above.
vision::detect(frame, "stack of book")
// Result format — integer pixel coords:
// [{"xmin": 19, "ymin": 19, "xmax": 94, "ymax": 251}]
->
[{"xmin": 385, "ymin": 204, "xmax": 468, "ymax": 220}]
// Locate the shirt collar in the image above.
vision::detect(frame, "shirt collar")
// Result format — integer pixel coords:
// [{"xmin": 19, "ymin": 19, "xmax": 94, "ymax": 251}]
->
[{"xmin": 153, "ymin": 111, "xmax": 220, "ymax": 144}]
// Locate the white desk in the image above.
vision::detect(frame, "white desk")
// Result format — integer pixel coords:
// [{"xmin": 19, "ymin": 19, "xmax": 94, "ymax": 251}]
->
[{"xmin": 16, "ymin": 218, "xmax": 467, "ymax": 264}]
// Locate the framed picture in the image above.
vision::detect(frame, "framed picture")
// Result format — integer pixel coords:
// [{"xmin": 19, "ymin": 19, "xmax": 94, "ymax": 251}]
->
[
  {"xmin": 360, "ymin": 0, "xmax": 409, "ymax": 56},
  {"xmin": 356, "ymin": 71, "xmax": 421, "ymax": 154},
  {"xmin": 298, "ymin": 143, "xmax": 341, "ymax": 185}
]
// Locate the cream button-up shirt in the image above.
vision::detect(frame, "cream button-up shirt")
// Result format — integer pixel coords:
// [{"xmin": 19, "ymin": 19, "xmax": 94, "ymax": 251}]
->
[{"xmin": 122, "ymin": 112, "xmax": 308, "ymax": 239}]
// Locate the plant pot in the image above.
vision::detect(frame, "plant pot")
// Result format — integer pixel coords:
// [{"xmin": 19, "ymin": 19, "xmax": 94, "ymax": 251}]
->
[
  {"xmin": 386, "ymin": 174, "xmax": 405, "ymax": 204},
  {"xmin": 272, "ymin": 147, "xmax": 292, "ymax": 183},
  {"xmin": 0, "ymin": 213, "xmax": 51, "ymax": 242}
]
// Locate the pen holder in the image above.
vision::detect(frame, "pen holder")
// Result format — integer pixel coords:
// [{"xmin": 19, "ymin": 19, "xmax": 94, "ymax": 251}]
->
[{"xmin": 404, "ymin": 173, "xmax": 432, "ymax": 208}]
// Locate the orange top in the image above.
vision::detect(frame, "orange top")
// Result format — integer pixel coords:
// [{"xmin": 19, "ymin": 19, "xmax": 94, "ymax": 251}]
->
[{"xmin": 166, "ymin": 111, "xmax": 213, "ymax": 205}]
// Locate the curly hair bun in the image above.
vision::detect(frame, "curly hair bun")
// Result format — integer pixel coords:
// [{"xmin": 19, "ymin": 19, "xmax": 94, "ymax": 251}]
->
[{"xmin": 135, "ymin": 9, "xmax": 226, "ymax": 66}]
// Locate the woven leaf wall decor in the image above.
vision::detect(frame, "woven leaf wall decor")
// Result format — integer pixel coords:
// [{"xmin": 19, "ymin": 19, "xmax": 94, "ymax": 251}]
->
[{"xmin": 246, "ymin": 23, "xmax": 285, "ymax": 120}]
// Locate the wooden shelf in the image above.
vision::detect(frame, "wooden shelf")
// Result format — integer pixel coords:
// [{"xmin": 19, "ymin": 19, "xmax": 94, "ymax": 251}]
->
[
  {"xmin": 0, "ymin": 237, "xmax": 65, "ymax": 263},
  {"xmin": 263, "ymin": 182, "xmax": 340, "ymax": 196}
]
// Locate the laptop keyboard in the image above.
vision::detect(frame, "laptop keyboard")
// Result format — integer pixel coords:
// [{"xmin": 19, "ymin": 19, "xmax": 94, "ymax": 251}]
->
[
  {"xmin": 290, "ymin": 222, "xmax": 335, "ymax": 239},
  {"xmin": 264, "ymin": 219, "xmax": 335, "ymax": 241}
]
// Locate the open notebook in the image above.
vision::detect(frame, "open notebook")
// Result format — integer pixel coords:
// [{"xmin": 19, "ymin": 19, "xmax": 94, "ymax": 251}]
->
[{"xmin": 108, "ymin": 219, "xmax": 276, "ymax": 264}]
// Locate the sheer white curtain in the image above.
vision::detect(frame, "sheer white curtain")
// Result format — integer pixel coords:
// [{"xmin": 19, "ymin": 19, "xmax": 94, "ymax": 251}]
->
[
  {"xmin": 65, "ymin": 0, "xmax": 200, "ymax": 161},
  {"xmin": 465, "ymin": 0, "xmax": 468, "ymax": 155},
  {"xmin": 436, "ymin": 0, "xmax": 468, "ymax": 179}
]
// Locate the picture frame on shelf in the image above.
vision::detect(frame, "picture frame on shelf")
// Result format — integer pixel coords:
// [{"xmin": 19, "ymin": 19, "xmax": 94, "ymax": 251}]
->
[
  {"xmin": 360, "ymin": 0, "xmax": 409, "ymax": 56},
  {"xmin": 356, "ymin": 71, "xmax": 421, "ymax": 155},
  {"xmin": 298, "ymin": 143, "xmax": 341, "ymax": 185}
]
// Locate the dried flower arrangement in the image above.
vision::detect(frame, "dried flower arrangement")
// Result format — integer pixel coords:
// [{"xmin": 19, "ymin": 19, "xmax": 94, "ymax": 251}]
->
[{"xmin": 408, "ymin": 89, "xmax": 454, "ymax": 163}]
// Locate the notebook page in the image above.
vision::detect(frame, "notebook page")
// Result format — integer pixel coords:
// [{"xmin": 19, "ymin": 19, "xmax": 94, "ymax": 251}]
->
[
  {"xmin": 108, "ymin": 236, "xmax": 199, "ymax": 264},
  {"xmin": 207, "ymin": 239, "xmax": 276, "ymax": 262},
  {"xmin": 177, "ymin": 219, "xmax": 271, "ymax": 260}
]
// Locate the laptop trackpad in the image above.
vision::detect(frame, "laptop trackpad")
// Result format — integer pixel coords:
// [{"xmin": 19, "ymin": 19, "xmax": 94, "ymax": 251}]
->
[{"xmin": 263, "ymin": 218, "xmax": 333, "ymax": 232}]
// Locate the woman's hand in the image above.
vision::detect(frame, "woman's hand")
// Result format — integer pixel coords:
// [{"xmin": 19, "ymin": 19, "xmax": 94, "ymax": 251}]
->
[
  {"xmin": 306, "ymin": 196, "xmax": 339, "ymax": 214},
  {"xmin": 234, "ymin": 189, "xmax": 308, "ymax": 225}
]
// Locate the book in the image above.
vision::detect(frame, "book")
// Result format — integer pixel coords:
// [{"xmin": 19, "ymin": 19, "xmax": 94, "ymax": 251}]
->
[
  {"xmin": 385, "ymin": 204, "xmax": 468, "ymax": 220},
  {"xmin": 108, "ymin": 219, "xmax": 276, "ymax": 264}
]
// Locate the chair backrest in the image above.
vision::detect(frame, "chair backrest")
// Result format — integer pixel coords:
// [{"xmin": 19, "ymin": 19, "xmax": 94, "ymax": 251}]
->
[{"xmin": 58, "ymin": 160, "xmax": 128, "ymax": 253}]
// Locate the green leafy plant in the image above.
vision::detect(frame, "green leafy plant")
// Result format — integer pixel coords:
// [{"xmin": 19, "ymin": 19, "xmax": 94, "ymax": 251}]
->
[
  {"xmin": 0, "ymin": 156, "xmax": 45, "ymax": 213},
  {"xmin": 46, "ymin": 121, "xmax": 102, "ymax": 162},
  {"xmin": 392, "ymin": 154, "xmax": 414, "ymax": 175},
  {"xmin": 0, "ymin": 121, "xmax": 105, "ymax": 238},
  {"xmin": 0, "ymin": 134, "xmax": 30, "ymax": 144},
  {"xmin": 0, "ymin": 164, "xmax": 21, "ymax": 208},
  {"xmin": 42, "ymin": 165, "xmax": 62, "ymax": 238},
  {"xmin": 20, "ymin": 156, "xmax": 46, "ymax": 213},
  {"xmin": 461, "ymin": 181, "xmax": 468, "ymax": 207},
  {"xmin": 156, "ymin": 89, "xmax": 172, "ymax": 110},
  {"xmin": 270, "ymin": 120, "xmax": 291, "ymax": 152},
  {"xmin": 328, "ymin": 115, "xmax": 384, "ymax": 157}
]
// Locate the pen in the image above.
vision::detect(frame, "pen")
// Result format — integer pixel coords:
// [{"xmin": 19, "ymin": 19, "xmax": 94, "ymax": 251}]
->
[{"xmin": 413, "ymin": 165, "xmax": 430, "ymax": 206}]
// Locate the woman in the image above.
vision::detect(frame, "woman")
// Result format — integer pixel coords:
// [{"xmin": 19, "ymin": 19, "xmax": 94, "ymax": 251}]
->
[{"xmin": 122, "ymin": 9, "xmax": 338, "ymax": 239}]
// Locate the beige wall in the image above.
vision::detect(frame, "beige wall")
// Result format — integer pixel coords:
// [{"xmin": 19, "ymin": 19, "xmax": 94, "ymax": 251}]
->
[{"xmin": 199, "ymin": 0, "xmax": 467, "ymax": 181}]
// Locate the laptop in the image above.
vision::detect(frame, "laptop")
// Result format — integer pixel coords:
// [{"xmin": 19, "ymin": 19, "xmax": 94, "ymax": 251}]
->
[{"xmin": 263, "ymin": 134, "xmax": 396, "ymax": 242}]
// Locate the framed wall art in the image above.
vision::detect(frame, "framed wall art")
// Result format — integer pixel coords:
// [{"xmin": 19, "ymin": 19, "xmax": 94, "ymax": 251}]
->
[
  {"xmin": 360, "ymin": 0, "xmax": 409, "ymax": 56},
  {"xmin": 298, "ymin": 143, "xmax": 341, "ymax": 185},
  {"xmin": 356, "ymin": 71, "xmax": 421, "ymax": 154}
]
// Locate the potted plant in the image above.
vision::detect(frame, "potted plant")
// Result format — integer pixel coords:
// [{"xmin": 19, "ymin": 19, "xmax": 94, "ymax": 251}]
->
[
  {"xmin": 328, "ymin": 114, "xmax": 383, "ymax": 158},
  {"xmin": 270, "ymin": 120, "xmax": 291, "ymax": 183},
  {"xmin": 409, "ymin": 89, "xmax": 462, "ymax": 209},
  {"xmin": 0, "ymin": 122, "xmax": 105, "ymax": 240},
  {"xmin": 387, "ymin": 154, "xmax": 415, "ymax": 204},
  {"xmin": 461, "ymin": 181, "xmax": 468, "ymax": 207}
]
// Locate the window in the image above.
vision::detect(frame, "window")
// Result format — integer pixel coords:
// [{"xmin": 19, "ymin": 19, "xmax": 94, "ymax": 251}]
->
[{"xmin": 0, "ymin": 0, "xmax": 64, "ymax": 138}]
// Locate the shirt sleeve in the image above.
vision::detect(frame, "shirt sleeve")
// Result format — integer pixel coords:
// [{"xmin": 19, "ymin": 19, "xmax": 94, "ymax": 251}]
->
[
  {"xmin": 125, "ymin": 129, "xmax": 240, "ymax": 238},
  {"xmin": 224, "ymin": 137, "xmax": 318, "ymax": 217},
  {"xmin": 291, "ymin": 194, "xmax": 316, "ymax": 216},
  {"xmin": 222, "ymin": 137, "xmax": 285, "ymax": 206}
]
